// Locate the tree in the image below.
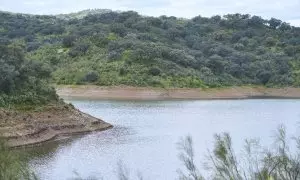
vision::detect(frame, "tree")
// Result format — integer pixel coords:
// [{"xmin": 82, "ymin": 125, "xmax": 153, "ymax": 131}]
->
[
  {"xmin": 132, "ymin": 21, "xmax": 150, "ymax": 32},
  {"xmin": 257, "ymin": 70, "xmax": 272, "ymax": 84},
  {"xmin": 207, "ymin": 55, "xmax": 225, "ymax": 74},
  {"xmin": 248, "ymin": 15, "xmax": 265, "ymax": 26},
  {"xmin": 82, "ymin": 71, "xmax": 99, "ymax": 83},
  {"xmin": 26, "ymin": 42, "xmax": 41, "ymax": 52},
  {"xmin": 149, "ymin": 67, "xmax": 161, "ymax": 76},
  {"xmin": 269, "ymin": 18, "xmax": 282, "ymax": 29},
  {"xmin": 265, "ymin": 37, "xmax": 277, "ymax": 46},
  {"xmin": 62, "ymin": 35, "xmax": 76, "ymax": 48},
  {"xmin": 233, "ymin": 43, "xmax": 245, "ymax": 50},
  {"xmin": 147, "ymin": 17, "xmax": 163, "ymax": 27},
  {"xmin": 167, "ymin": 28, "xmax": 182, "ymax": 40},
  {"xmin": 279, "ymin": 22, "xmax": 291, "ymax": 31},
  {"xmin": 68, "ymin": 43, "xmax": 89, "ymax": 57},
  {"xmin": 110, "ymin": 23, "xmax": 127, "ymax": 37},
  {"xmin": 211, "ymin": 15, "xmax": 221, "ymax": 23},
  {"xmin": 117, "ymin": 11, "xmax": 139, "ymax": 24}
]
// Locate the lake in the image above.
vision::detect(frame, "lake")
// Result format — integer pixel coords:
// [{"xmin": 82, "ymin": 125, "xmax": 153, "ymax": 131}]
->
[{"xmin": 23, "ymin": 99, "xmax": 300, "ymax": 180}]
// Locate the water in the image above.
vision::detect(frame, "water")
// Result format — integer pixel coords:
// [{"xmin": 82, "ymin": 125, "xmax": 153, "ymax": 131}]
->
[{"xmin": 22, "ymin": 99, "xmax": 300, "ymax": 180}]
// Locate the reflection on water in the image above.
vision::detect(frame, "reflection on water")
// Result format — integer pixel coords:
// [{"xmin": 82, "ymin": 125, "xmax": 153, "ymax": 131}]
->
[
  {"xmin": 17, "ymin": 136, "xmax": 78, "ymax": 164},
  {"xmin": 20, "ymin": 99, "xmax": 300, "ymax": 180}
]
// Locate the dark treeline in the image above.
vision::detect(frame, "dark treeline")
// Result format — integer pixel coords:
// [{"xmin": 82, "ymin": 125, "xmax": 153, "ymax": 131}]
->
[{"xmin": 1, "ymin": 9, "xmax": 300, "ymax": 88}]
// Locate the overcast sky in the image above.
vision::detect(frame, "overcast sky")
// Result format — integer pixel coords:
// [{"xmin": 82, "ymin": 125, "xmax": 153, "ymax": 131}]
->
[{"xmin": 1, "ymin": 0, "xmax": 300, "ymax": 26}]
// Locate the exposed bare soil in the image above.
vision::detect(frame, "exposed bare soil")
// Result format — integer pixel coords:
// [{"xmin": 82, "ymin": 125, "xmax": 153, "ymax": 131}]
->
[
  {"xmin": 57, "ymin": 85, "xmax": 300, "ymax": 100},
  {"xmin": 0, "ymin": 104, "xmax": 112, "ymax": 147}
]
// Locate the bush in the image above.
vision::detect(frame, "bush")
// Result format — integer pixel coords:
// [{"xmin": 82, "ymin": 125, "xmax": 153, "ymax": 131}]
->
[
  {"xmin": 265, "ymin": 37, "xmax": 277, "ymax": 46},
  {"xmin": 0, "ymin": 96, "xmax": 5, "ymax": 107},
  {"xmin": 178, "ymin": 125, "xmax": 300, "ymax": 180},
  {"xmin": 149, "ymin": 67, "xmax": 161, "ymax": 76},
  {"xmin": 26, "ymin": 42, "xmax": 40, "ymax": 52},
  {"xmin": 62, "ymin": 35, "xmax": 76, "ymax": 48},
  {"xmin": 82, "ymin": 71, "xmax": 99, "ymax": 83},
  {"xmin": 119, "ymin": 67, "xmax": 127, "ymax": 76}
]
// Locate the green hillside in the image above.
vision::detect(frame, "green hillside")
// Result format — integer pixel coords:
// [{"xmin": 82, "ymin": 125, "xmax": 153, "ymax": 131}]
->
[{"xmin": 1, "ymin": 10, "xmax": 300, "ymax": 88}]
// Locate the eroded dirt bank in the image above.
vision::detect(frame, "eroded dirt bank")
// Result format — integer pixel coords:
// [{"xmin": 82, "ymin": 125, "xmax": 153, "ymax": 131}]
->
[
  {"xmin": 0, "ymin": 104, "xmax": 112, "ymax": 147},
  {"xmin": 57, "ymin": 85, "xmax": 300, "ymax": 100}
]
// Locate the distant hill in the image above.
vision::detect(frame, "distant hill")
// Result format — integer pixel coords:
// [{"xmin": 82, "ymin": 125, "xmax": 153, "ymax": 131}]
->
[{"xmin": 0, "ymin": 10, "xmax": 300, "ymax": 88}]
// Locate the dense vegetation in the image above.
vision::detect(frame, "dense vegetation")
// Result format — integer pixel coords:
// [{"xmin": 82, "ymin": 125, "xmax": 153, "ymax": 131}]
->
[
  {"xmin": 0, "ymin": 45, "xmax": 58, "ymax": 108},
  {"xmin": 1, "ymin": 9, "xmax": 300, "ymax": 88}
]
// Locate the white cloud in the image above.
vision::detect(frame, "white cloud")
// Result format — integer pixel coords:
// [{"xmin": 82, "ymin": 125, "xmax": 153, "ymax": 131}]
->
[
  {"xmin": 0, "ymin": 0, "xmax": 299, "ymax": 26},
  {"xmin": 0, "ymin": 5, "xmax": 10, "ymax": 12},
  {"xmin": 288, "ymin": 19, "xmax": 300, "ymax": 27},
  {"xmin": 23, "ymin": 1, "xmax": 48, "ymax": 6}
]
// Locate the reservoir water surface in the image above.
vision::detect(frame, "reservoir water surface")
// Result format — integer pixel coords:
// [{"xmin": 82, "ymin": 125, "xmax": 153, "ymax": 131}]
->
[{"xmin": 25, "ymin": 99, "xmax": 300, "ymax": 180}]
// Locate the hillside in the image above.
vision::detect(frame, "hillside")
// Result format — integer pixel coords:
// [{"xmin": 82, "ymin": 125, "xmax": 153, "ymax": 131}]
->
[{"xmin": 1, "ymin": 10, "xmax": 300, "ymax": 88}]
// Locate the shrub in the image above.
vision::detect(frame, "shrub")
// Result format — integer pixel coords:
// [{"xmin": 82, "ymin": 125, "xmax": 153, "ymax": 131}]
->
[
  {"xmin": 119, "ymin": 67, "xmax": 127, "ymax": 76},
  {"xmin": 265, "ymin": 37, "xmax": 277, "ymax": 46},
  {"xmin": 82, "ymin": 71, "xmax": 99, "ymax": 83},
  {"xmin": 62, "ymin": 35, "xmax": 76, "ymax": 48},
  {"xmin": 178, "ymin": 125, "xmax": 300, "ymax": 180},
  {"xmin": 149, "ymin": 67, "xmax": 161, "ymax": 76}
]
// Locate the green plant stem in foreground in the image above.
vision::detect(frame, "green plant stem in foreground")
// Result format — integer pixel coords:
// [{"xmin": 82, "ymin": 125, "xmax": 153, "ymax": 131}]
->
[
  {"xmin": 0, "ymin": 140, "xmax": 37, "ymax": 180},
  {"xmin": 178, "ymin": 126, "xmax": 300, "ymax": 180}
]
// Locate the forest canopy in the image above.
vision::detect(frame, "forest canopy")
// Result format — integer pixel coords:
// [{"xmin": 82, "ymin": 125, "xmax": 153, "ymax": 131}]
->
[{"xmin": 1, "ymin": 9, "xmax": 300, "ymax": 88}]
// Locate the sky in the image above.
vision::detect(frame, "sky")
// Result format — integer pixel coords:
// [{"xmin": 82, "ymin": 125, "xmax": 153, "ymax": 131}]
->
[{"xmin": 1, "ymin": 0, "xmax": 300, "ymax": 26}]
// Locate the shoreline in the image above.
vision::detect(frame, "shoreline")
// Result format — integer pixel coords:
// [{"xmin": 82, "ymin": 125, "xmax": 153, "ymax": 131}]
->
[
  {"xmin": 0, "ymin": 105, "xmax": 113, "ymax": 148},
  {"xmin": 5, "ymin": 85, "xmax": 300, "ymax": 148},
  {"xmin": 56, "ymin": 85, "xmax": 300, "ymax": 100},
  {"xmin": 9, "ymin": 124, "xmax": 113, "ymax": 148}
]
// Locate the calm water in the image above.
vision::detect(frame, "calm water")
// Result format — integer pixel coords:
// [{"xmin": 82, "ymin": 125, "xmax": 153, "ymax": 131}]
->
[{"xmin": 22, "ymin": 99, "xmax": 300, "ymax": 180}]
